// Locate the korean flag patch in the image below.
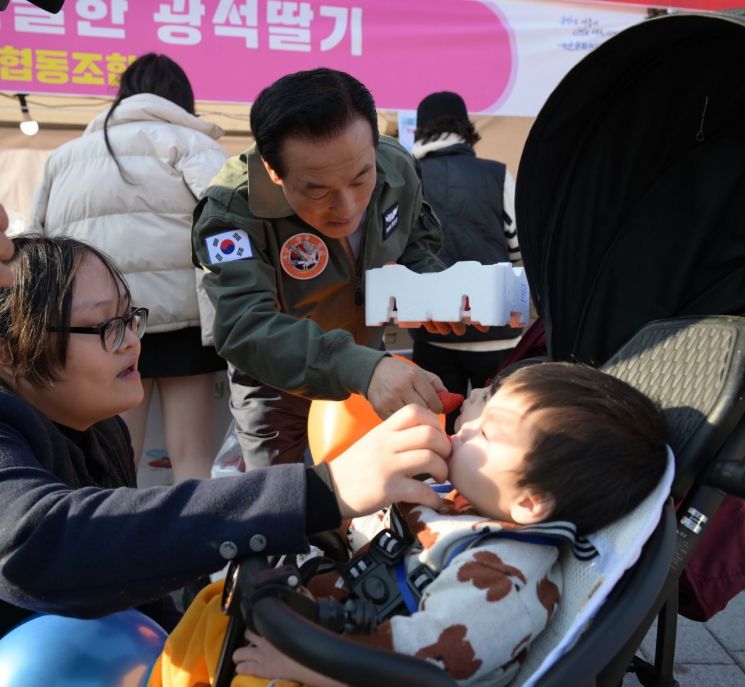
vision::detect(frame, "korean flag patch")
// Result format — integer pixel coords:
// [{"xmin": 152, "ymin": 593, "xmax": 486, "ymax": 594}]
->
[{"xmin": 205, "ymin": 229, "xmax": 252, "ymax": 264}]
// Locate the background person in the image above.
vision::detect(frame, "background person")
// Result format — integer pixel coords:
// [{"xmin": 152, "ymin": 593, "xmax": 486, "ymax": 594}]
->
[
  {"xmin": 193, "ymin": 68, "xmax": 468, "ymax": 470},
  {"xmin": 0, "ymin": 203, "xmax": 12, "ymax": 287},
  {"xmin": 29, "ymin": 53, "xmax": 228, "ymax": 482},
  {"xmin": 410, "ymin": 91, "xmax": 524, "ymax": 433},
  {"xmin": 0, "ymin": 236, "xmax": 451, "ymax": 638}
]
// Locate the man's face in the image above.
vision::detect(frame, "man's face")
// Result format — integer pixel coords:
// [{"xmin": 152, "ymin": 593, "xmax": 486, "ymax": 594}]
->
[{"xmin": 263, "ymin": 117, "xmax": 377, "ymax": 239}]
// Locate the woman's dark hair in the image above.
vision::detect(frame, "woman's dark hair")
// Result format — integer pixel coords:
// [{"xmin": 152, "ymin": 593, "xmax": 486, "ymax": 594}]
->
[
  {"xmin": 500, "ymin": 362, "xmax": 668, "ymax": 535},
  {"xmin": 0, "ymin": 236, "xmax": 131, "ymax": 390},
  {"xmin": 250, "ymin": 67, "xmax": 379, "ymax": 178},
  {"xmin": 104, "ymin": 53, "xmax": 195, "ymax": 182},
  {"xmin": 414, "ymin": 117, "xmax": 481, "ymax": 147}
]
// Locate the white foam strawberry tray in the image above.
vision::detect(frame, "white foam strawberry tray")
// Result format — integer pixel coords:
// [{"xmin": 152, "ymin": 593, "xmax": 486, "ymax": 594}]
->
[{"xmin": 365, "ymin": 262, "xmax": 530, "ymax": 328}]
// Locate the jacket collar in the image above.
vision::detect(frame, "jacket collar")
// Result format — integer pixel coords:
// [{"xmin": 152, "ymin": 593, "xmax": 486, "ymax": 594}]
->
[
  {"xmin": 85, "ymin": 93, "xmax": 224, "ymax": 140},
  {"xmin": 247, "ymin": 145, "xmax": 291, "ymax": 218},
  {"xmin": 246, "ymin": 137, "xmax": 406, "ymax": 220},
  {"xmin": 423, "ymin": 142, "xmax": 476, "ymax": 160},
  {"xmin": 411, "ymin": 133, "xmax": 469, "ymax": 160}
]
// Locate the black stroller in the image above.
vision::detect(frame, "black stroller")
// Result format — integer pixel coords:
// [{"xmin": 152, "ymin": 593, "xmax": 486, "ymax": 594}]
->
[{"xmin": 214, "ymin": 11, "xmax": 745, "ymax": 687}]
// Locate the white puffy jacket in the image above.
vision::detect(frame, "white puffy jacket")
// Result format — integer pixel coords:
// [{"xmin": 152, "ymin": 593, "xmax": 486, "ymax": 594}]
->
[{"xmin": 29, "ymin": 93, "xmax": 228, "ymax": 334}]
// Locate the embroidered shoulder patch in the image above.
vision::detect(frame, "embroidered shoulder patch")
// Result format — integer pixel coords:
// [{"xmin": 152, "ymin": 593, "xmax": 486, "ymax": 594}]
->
[
  {"xmin": 280, "ymin": 233, "xmax": 329, "ymax": 280},
  {"xmin": 205, "ymin": 229, "xmax": 252, "ymax": 264}
]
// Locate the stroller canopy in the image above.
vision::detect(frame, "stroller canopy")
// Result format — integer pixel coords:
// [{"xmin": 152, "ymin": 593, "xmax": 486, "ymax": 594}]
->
[{"xmin": 516, "ymin": 12, "xmax": 745, "ymax": 364}]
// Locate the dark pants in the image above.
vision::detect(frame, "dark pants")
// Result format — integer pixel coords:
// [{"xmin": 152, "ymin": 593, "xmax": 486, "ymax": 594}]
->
[
  {"xmin": 412, "ymin": 341, "xmax": 512, "ymax": 433},
  {"xmin": 227, "ymin": 365, "xmax": 311, "ymax": 470}
]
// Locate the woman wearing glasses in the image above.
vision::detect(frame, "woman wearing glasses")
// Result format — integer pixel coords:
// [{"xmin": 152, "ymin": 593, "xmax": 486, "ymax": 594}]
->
[{"xmin": 0, "ymin": 236, "xmax": 450, "ymax": 637}]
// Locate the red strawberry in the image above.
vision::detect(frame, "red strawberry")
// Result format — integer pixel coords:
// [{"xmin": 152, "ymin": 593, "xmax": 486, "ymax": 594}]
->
[{"xmin": 437, "ymin": 390, "xmax": 465, "ymax": 415}]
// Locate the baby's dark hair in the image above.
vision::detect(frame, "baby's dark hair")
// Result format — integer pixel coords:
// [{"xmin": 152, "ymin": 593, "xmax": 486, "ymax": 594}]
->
[{"xmin": 499, "ymin": 362, "xmax": 668, "ymax": 535}]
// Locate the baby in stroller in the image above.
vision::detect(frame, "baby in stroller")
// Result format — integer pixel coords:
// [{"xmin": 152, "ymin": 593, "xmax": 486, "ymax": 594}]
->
[{"xmin": 151, "ymin": 362, "xmax": 668, "ymax": 687}]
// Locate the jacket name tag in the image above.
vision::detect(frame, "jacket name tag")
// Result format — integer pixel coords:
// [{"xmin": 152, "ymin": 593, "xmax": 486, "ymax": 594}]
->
[
  {"xmin": 205, "ymin": 229, "xmax": 252, "ymax": 264},
  {"xmin": 382, "ymin": 202, "xmax": 399, "ymax": 240}
]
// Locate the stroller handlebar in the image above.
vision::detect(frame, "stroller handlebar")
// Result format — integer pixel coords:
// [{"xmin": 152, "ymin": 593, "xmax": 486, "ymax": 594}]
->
[
  {"xmin": 704, "ymin": 460, "xmax": 745, "ymax": 500},
  {"xmin": 214, "ymin": 555, "xmax": 457, "ymax": 687},
  {"xmin": 252, "ymin": 595, "xmax": 458, "ymax": 687}
]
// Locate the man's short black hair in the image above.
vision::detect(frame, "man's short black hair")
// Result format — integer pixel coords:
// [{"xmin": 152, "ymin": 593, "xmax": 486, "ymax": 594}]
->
[
  {"xmin": 501, "ymin": 362, "xmax": 668, "ymax": 535},
  {"xmin": 250, "ymin": 67, "xmax": 379, "ymax": 177}
]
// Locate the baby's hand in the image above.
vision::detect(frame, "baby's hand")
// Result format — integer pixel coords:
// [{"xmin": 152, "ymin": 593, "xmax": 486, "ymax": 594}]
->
[
  {"xmin": 233, "ymin": 629, "xmax": 302, "ymax": 680},
  {"xmin": 234, "ymin": 630, "xmax": 345, "ymax": 687}
]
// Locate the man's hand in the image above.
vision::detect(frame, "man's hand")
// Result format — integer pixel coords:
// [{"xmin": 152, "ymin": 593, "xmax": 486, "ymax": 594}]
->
[
  {"xmin": 0, "ymin": 204, "xmax": 14, "ymax": 287},
  {"xmin": 367, "ymin": 356, "xmax": 445, "ymax": 419},
  {"xmin": 421, "ymin": 321, "xmax": 490, "ymax": 335},
  {"xmin": 327, "ymin": 404, "xmax": 450, "ymax": 517}
]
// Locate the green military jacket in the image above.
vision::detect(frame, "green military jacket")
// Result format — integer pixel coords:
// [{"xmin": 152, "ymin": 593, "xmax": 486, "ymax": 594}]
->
[{"xmin": 192, "ymin": 136, "xmax": 444, "ymax": 399}]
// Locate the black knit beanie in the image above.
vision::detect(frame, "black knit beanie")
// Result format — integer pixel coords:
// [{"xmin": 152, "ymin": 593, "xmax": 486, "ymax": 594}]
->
[{"xmin": 415, "ymin": 91, "xmax": 469, "ymax": 128}]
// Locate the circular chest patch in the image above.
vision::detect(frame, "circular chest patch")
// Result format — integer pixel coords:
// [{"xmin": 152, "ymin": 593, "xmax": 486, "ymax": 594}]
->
[{"xmin": 280, "ymin": 233, "xmax": 329, "ymax": 280}]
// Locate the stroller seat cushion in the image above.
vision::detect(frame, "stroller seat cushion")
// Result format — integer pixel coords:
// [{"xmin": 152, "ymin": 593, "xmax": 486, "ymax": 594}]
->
[{"xmin": 515, "ymin": 447, "xmax": 675, "ymax": 686}]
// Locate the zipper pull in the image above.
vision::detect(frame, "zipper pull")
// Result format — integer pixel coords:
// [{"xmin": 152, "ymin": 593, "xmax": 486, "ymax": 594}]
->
[{"xmin": 355, "ymin": 273, "xmax": 363, "ymax": 306}]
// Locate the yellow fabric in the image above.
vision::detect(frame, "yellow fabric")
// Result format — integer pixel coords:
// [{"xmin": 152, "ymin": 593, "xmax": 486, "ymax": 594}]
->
[{"xmin": 147, "ymin": 579, "xmax": 302, "ymax": 687}]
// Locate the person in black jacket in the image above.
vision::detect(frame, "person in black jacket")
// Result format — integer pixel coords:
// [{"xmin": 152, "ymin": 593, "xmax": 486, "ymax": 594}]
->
[
  {"xmin": 0, "ymin": 236, "xmax": 450, "ymax": 637},
  {"xmin": 410, "ymin": 91, "xmax": 524, "ymax": 432}
]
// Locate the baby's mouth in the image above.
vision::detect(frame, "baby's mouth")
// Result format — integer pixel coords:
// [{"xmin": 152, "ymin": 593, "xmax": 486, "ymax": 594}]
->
[{"xmin": 117, "ymin": 364, "xmax": 136, "ymax": 378}]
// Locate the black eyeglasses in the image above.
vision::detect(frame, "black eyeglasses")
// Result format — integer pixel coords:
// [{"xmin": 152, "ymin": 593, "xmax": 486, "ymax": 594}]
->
[{"xmin": 49, "ymin": 307, "xmax": 148, "ymax": 352}]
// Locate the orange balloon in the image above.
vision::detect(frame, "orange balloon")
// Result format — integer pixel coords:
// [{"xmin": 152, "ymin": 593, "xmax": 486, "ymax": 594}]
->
[{"xmin": 307, "ymin": 355, "xmax": 444, "ymax": 464}]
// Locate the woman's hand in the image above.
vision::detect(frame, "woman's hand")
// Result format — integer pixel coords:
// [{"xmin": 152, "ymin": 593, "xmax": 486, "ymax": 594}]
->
[
  {"xmin": 234, "ymin": 629, "xmax": 346, "ymax": 687},
  {"xmin": 327, "ymin": 404, "xmax": 450, "ymax": 518}
]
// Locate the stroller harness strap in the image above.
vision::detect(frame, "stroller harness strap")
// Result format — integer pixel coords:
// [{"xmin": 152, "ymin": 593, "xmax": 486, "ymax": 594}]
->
[{"xmin": 343, "ymin": 505, "xmax": 592, "ymax": 621}]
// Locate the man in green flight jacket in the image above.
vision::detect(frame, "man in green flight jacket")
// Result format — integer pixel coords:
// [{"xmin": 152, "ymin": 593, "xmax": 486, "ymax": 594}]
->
[{"xmin": 192, "ymin": 68, "xmax": 465, "ymax": 469}]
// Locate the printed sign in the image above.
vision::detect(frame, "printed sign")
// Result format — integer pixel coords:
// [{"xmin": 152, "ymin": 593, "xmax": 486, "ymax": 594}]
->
[
  {"xmin": 397, "ymin": 110, "xmax": 416, "ymax": 152},
  {"xmin": 0, "ymin": 0, "xmax": 647, "ymax": 116}
]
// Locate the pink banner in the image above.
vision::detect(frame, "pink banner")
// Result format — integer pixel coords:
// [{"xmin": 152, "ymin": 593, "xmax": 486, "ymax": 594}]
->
[
  {"xmin": 0, "ymin": 0, "xmax": 515, "ymax": 112},
  {"xmin": 580, "ymin": 0, "xmax": 743, "ymax": 9}
]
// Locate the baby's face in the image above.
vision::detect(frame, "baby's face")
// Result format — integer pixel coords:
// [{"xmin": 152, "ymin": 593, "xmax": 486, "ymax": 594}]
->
[{"xmin": 448, "ymin": 384, "xmax": 535, "ymax": 522}]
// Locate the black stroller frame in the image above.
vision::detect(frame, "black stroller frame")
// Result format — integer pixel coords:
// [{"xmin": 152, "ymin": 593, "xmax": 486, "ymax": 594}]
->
[
  {"xmin": 213, "ymin": 11, "xmax": 745, "ymax": 687},
  {"xmin": 511, "ymin": 10, "xmax": 745, "ymax": 685},
  {"xmin": 530, "ymin": 315, "xmax": 745, "ymax": 687}
]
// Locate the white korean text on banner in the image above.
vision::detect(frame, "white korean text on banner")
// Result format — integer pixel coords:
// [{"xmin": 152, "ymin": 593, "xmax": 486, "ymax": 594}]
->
[{"xmin": 0, "ymin": 0, "xmax": 648, "ymax": 116}]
